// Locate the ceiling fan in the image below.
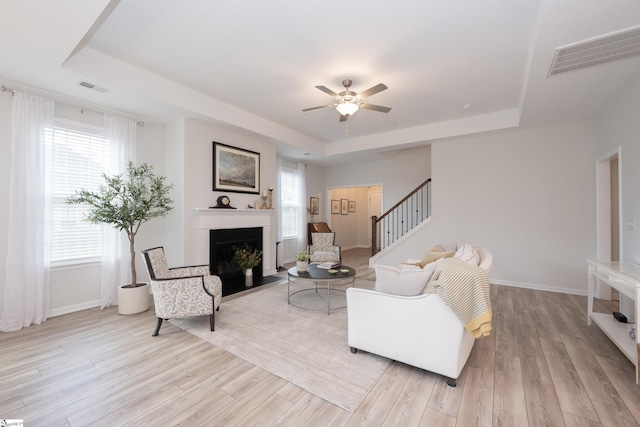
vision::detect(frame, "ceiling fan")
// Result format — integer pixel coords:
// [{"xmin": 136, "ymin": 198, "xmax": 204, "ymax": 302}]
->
[{"xmin": 302, "ymin": 79, "xmax": 391, "ymax": 122}]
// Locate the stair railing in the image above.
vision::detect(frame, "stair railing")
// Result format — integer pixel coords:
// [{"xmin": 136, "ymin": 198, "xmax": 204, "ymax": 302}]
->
[{"xmin": 371, "ymin": 178, "xmax": 431, "ymax": 256}]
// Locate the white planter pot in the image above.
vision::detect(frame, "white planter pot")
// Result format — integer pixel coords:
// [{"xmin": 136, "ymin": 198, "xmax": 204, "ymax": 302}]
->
[
  {"xmin": 296, "ymin": 261, "xmax": 308, "ymax": 272},
  {"xmin": 245, "ymin": 268, "xmax": 253, "ymax": 287},
  {"xmin": 118, "ymin": 283, "xmax": 150, "ymax": 315}
]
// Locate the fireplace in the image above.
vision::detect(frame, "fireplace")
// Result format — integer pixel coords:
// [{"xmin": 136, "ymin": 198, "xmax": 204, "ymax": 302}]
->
[
  {"xmin": 194, "ymin": 208, "xmax": 277, "ymax": 296},
  {"xmin": 210, "ymin": 227, "xmax": 271, "ymax": 296}
]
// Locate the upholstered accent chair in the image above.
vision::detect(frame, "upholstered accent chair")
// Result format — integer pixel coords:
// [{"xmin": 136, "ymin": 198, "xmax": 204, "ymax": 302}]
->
[
  {"xmin": 142, "ymin": 247, "xmax": 222, "ymax": 336},
  {"xmin": 308, "ymin": 232, "xmax": 341, "ymax": 263}
]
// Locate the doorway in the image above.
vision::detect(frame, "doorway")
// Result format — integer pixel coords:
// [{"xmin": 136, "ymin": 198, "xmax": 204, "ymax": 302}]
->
[
  {"xmin": 595, "ymin": 147, "xmax": 622, "ymax": 300},
  {"xmin": 327, "ymin": 185, "xmax": 382, "ymax": 250}
]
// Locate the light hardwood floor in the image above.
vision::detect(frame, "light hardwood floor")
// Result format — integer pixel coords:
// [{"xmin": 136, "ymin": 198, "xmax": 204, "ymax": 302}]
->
[{"xmin": 1, "ymin": 248, "xmax": 639, "ymax": 426}]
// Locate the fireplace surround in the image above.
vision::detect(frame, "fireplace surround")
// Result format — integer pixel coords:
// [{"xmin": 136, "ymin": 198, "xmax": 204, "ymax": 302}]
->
[{"xmin": 193, "ymin": 208, "xmax": 277, "ymax": 296}]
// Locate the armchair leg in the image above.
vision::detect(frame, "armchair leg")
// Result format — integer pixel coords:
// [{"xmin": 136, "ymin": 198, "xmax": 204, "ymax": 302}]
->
[
  {"xmin": 350, "ymin": 347, "xmax": 358, "ymax": 354},
  {"xmin": 152, "ymin": 318, "xmax": 164, "ymax": 337},
  {"xmin": 210, "ymin": 311, "xmax": 215, "ymax": 331},
  {"xmin": 446, "ymin": 377, "xmax": 456, "ymax": 387}
]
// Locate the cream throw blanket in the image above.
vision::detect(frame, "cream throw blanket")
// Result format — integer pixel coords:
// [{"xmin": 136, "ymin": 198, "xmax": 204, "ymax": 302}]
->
[{"xmin": 424, "ymin": 258, "xmax": 492, "ymax": 338}]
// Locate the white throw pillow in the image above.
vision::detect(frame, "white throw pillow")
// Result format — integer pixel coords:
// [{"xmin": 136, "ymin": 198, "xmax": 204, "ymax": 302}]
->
[
  {"xmin": 454, "ymin": 243, "xmax": 480, "ymax": 266},
  {"xmin": 375, "ymin": 265, "xmax": 434, "ymax": 296}
]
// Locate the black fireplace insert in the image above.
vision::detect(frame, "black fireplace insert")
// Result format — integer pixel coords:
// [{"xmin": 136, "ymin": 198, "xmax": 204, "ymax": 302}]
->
[{"xmin": 210, "ymin": 227, "xmax": 264, "ymax": 296}]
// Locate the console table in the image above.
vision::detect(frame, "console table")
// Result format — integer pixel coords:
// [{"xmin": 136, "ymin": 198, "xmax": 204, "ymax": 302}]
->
[{"xmin": 587, "ymin": 259, "xmax": 640, "ymax": 385}]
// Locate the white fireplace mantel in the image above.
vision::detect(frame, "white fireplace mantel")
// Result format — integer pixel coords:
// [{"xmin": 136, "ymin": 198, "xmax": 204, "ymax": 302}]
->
[{"xmin": 193, "ymin": 208, "xmax": 276, "ymax": 276}]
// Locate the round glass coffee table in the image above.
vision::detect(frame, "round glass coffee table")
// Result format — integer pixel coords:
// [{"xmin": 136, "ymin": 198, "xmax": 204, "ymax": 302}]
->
[{"xmin": 287, "ymin": 264, "xmax": 356, "ymax": 314}]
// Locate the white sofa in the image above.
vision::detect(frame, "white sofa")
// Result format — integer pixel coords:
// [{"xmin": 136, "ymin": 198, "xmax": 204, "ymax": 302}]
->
[{"xmin": 346, "ymin": 247, "xmax": 493, "ymax": 387}]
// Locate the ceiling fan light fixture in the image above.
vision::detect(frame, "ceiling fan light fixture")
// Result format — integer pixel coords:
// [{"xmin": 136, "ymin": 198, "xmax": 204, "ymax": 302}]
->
[{"xmin": 336, "ymin": 102, "xmax": 359, "ymax": 116}]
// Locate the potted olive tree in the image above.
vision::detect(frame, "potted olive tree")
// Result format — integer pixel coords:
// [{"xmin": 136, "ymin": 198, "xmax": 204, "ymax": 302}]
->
[{"xmin": 67, "ymin": 161, "xmax": 174, "ymax": 314}]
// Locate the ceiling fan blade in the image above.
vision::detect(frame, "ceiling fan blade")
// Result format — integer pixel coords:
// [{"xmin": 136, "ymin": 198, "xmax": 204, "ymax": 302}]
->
[
  {"xmin": 360, "ymin": 103, "xmax": 391, "ymax": 113},
  {"xmin": 302, "ymin": 104, "xmax": 334, "ymax": 112},
  {"xmin": 339, "ymin": 114, "xmax": 348, "ymax": 122},
  {"xmin": 302, "ymin": 104, "xmax": 333, "ymax": 111},
  {"xmin": 358, "ymin": 83, "xmax": 388, "ymax": 99},
  {"xmin": 315, "ymin": 85, "xmax": 339, "ymax": 98}
]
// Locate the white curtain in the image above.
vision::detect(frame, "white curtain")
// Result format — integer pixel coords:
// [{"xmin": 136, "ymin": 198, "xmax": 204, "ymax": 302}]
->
[
  {"xmin": 276, "ymin": 157, "xmax": 284, "ymax": 241},
  {"xmin": 101, "ymin": 115, "xmax": 136, "ymax": 309},
  {"xmin": 0, "ymin": 91, "xmax": 54, "ymax": 332},
  {"xmin": 296, "ymin": 162, "xmax": 307, "ymax": 252}
]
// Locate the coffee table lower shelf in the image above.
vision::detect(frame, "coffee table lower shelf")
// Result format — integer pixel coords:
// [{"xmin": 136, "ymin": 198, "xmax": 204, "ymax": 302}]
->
[{"xmin": 287, "ymin": 265, "xmax": 356, "ymax": 315}]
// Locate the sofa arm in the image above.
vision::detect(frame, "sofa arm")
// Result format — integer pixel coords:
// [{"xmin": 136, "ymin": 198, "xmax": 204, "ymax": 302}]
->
[{"xmin": 346, "ymin": 288, "xmax": 474, "ymax": 380}]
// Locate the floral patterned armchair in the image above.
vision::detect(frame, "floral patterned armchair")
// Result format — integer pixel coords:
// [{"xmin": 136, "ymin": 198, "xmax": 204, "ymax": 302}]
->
[
  {"xmin": 308, "ymin": 232, "xmax": 341, "ymax": 263},
  {"xmin": 142, "ymin": 247, "xmax": 222, "ymax": 336}
]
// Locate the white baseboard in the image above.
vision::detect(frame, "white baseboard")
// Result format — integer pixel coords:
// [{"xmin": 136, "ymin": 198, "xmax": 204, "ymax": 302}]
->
[
  {"xmin": 491, "ymin": 279, "xmax": 587, "ymax": 296},
  {"xmin": 341, "ymin": 244, "xmax": 369, "ymax": 251},
  {"xmin": 49, "ymin": 299, "xmax": 102, "ymax": 317}
]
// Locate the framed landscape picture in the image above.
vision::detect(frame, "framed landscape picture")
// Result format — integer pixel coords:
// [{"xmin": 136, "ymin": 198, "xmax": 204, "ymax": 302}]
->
[
  {"xmin": 331, "ymin": 199, "xmax": 340, "ymax": 214},
  {"xmin": 341, "ymin": 199, "xmax": 348, "ymax": 215},
  {"xmin": 348, "ymin": 201, "xmax": 356, "ymax": 213},
  {"xmin": 213, "ymin": 142, "xmax": 260, "ymax": 194}
]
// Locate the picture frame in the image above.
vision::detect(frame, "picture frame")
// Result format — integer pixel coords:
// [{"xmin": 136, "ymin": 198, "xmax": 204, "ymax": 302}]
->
[
  {"xmin": 348, "ymin": 201, "xmax": 356, "ymax": 213},
  {"xmin": 213, "ymin": 141, "xmax": 260, "ymax": 194},
  {"xmin": 341, "ymin": 199, "xmax": 349, "ymax": 215},
  {"xmin": 331, "ymin": 199, "xmax": 340, "ymax": 214},
  {"xmin": 309, "ymin": 196, "xmax": 319, "ymax": 215}
]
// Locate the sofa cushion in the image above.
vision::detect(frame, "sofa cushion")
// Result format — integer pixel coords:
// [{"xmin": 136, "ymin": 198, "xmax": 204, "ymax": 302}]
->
[
  {"xmin": 375, "ymin": 265, "xmax": 434, "ymax": 296},
  {"xmin": 418, "ymin": 245, "xmax": 456, "ymax": 268},
  {"xmin": 398, "ymin": 263, "xmax": 422, "ymax": 271},
  {"xmin": 438, "ymin": 243, "xmax": 458, "ymax": 252},
  {"xmin": 454, "ymin": 243, "xmax": 480, "ymax": 267}
]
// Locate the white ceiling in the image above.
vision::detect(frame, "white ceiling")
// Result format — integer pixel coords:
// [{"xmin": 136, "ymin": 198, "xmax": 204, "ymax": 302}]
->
[{"xmin": 1, "ymin": 0, "xmax": 640, "ymax": 165}]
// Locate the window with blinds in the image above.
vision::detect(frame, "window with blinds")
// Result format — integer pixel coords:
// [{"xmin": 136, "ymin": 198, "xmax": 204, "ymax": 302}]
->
[
  {"xmin": 280, "ymin": 167, "xmax": 299, "ymax": 239},
  {"xmin": 47, "ymin": 119, "xmax": 112, "ymax": 265}
]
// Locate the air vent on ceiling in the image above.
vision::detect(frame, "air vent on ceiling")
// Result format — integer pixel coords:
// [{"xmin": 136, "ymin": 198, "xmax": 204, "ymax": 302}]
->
[
  {"xmin": 78, "ymin": 80, "xmax": 111, "ymax": 94},
  {"xmin": 548, "ymin": 25, "xmax": 640, "ymax": 77}
]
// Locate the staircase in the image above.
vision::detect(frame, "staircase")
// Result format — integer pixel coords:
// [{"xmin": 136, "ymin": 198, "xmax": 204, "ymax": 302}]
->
[{"xmin": 371, "ymin": 178, "xmax": 431, "ymax": 256}]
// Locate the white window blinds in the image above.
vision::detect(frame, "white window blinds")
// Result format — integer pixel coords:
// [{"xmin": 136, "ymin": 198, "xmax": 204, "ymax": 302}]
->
[{"xmin": 47, "ymin": 120, "xmax": 112, "ymax": 264}]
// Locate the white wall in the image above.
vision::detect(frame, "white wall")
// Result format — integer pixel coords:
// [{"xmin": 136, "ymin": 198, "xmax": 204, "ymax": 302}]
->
[
  {"xmin": 178, "ymin": 118, "xmax": 278, "ymax": 271},
  {"xmin": 164, "ymin": 118, "xmax": 186, "ymax": 265},
  {"xmin": 305, "ymin": 163, "xmax": 326, "ymax": 223},
  {"xmin": 595, "ymin": 79, "xmax": 640, "ymax": 264},
  {"xmin": 375, "ymin": 121, "xmax": 596, "ymax": 295}
]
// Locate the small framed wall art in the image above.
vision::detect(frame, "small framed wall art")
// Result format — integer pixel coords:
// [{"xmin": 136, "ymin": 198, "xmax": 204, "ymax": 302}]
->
[
  {"xmin": 309, "ymin": 196, "xmax": 319, "ymax": 215},
  {"xmin": 341, "ymin": 199, "xmax": 348, "ymax": 215},
  {"xmin": 348, "ymin": 201, "xmax": 356, "ymax": 213},
  {"xmin": 331, "ymin": 199, "xmax": 340, "ymax": 214},
  {"xmin": 212, "ymin": 142, "xmax": 260, "ymax": 194}
]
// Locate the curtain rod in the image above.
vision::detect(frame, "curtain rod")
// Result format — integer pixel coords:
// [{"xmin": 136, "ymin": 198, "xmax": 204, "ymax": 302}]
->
[
  {"xmin": 1, "ymin": 84, "xmax": 144, "ymax": 126},
  {"xmin": 79, "ymin": 108, "xmax": 144, "ymax": 127}
]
